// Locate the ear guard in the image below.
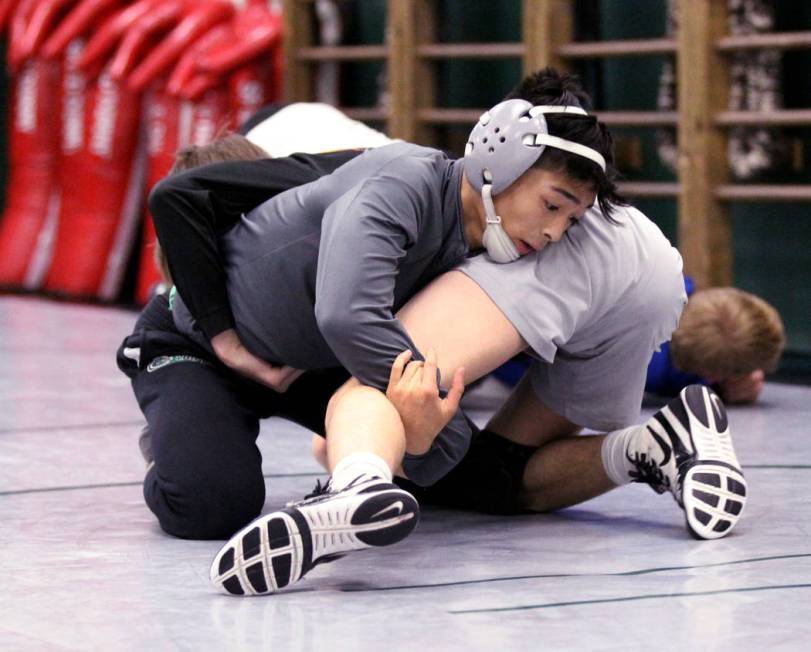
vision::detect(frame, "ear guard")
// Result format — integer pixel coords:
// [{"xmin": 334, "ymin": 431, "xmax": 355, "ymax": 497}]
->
[{"xmin": 463, "ymin": 99, "xmax": 606, "ymax": 263}]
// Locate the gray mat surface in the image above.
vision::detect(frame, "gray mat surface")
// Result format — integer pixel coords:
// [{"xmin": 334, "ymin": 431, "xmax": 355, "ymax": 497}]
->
[{"xmin": 1, "ymin": 297, "xmax": 809, "ymax": 651}]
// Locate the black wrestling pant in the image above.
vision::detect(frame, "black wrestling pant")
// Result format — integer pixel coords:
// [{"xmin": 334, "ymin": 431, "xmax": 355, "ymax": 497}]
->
[{"xmin": 117, "ymin": 294, "xmax": 349, "ymax": 540}]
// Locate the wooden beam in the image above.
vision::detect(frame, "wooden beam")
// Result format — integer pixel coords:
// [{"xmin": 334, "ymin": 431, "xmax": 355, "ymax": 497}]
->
[
  {"xmin": 617, "ymin": 182, "xmax": 682, "ymax": 198},
  {"xmin": 342, "ymin": 107, "xmax": 388, "ymax": 122},
  {"xmin": 296, "ymin": 45, "xmax": 389, "ymax": 61},
  {"xmin": 676, "ymin": 0, "xmax": 731, "ymax": 288},
  {"xmin": 715, "ymin": 109, "xmax": 811, "ymax": 126},
  {"xmin": 717, "ymin": 31, "xmax": 811, "ymax": 51},
  {"xmin": 716, "ymin": 185, "xmax": 811, "ymax": 202},
  {"xmin": 281, "ymin": 0, "xmax": 314, "ymax": 102},
  {"xmin": 594, "ymin": 111, "xmax": 679, "ymax": 126},
  {"xmin": 387, "ymin": 0, "xmax": 436, "ymax": 144},
  {"xmin": 418, "ymin": 108, "xmax": 679, "ymax": 127},
  {"xmin": 387, "ymin": 0, "xmax": 410, "ymax": 139},
  {"xmin": 417, "ymin": 108, "xmax": 481, "ymax": 124},
  {"xmin": 522, "ymin": 0, "xmax": 574, "ymax": 74},
  {"xmin": 416, "ymin": 43, "xmax": 525, "ymax": 59},
  {"xmin": 558, "ymin": 38, "xmax": 677, "ymax": 59}
]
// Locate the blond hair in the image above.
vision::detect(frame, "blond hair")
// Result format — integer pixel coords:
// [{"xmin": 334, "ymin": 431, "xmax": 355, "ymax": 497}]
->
[
  {"xmin": 154, "ymin": 134, "xmax": 270, "ymax": 285},
  {"xmin": 671, "ymin": 287, "xmax": 785, "ymax": 378}
]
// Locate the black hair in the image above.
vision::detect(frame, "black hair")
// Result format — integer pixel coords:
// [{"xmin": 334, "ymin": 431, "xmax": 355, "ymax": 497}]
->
[{"xmin": 506, "ymin": 67, "xmax": 627, "ymax": 220}]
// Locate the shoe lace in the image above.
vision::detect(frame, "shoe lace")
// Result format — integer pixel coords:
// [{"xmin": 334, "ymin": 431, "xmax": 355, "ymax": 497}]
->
[
  {"xmin": 303, "ymin": 477, "xmax": 333, "ymax": 500},
  {"xmin": 289, "ymin": 474, "xmax": 379, "ymax": 508},
  {"xmin": 627, "ymin": 452, "xmax": 670, "ymax": 494},
  {"xmin": 284, "ymin": 477, "xmax": 334, "ymax": 508}
]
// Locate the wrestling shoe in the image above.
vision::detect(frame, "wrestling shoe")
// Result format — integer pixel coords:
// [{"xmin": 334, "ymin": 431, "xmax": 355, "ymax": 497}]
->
[
  {"xmin": 629, "ymin": 384, "xmax": 747, "ymax": 540},
  {"xmin": 210, "ymin": 476, "xmax": 420, "ymax": 596}
]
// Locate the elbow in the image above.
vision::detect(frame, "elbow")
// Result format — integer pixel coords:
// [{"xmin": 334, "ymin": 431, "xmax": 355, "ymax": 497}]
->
[
  {"xmin": 315, "ymin": 298, "xmax": 372, "ymax": 357},
  {"xmin": 147, "ymin": 176, "xmax": 179, "ymax": 224},
  {"xmin": 147, "ymin": 168, "xmax": 199, "ymax": 223},
  {"xmin": 315, "ymin": 300, "xmax": 355, "ymax": 344}
]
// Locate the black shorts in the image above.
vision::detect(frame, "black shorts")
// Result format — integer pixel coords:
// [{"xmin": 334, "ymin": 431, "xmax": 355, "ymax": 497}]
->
[{"xmin": 396, "ymin": 429, "xmax": 536, "ymax": 515}]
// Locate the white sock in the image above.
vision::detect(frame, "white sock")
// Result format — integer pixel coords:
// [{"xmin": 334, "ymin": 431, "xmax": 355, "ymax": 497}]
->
[
  {"xmin": 601, "ymin": 425, "xmax": 645, "ymax": 486},
  {"xmin": 331, "ymin": 452, "xmax": 393, "ymax": 490}
]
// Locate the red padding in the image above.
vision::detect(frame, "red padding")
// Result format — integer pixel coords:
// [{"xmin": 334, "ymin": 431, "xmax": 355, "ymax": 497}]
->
[
  {"xmin": 134, "ymin": 85, "xmax": 231, "ymax": 305},
  {"xmin": 44, "ymin": 51, "xmax": 146, "ymax": 299},
  {"xmin": 0, "ymin": 58, "xmax": 61, "ymax": 287},
  {"xmin": 229, "ymin": 58, "xmax": 275, "ymax": 131}
]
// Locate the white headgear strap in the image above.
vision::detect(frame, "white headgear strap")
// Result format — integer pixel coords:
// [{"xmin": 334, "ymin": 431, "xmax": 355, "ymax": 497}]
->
[
  {"xmin": 527, "ymin": 105, "xmax": 606, "ymax": 172},
  {"xmin": 480, "ymin": 183, "xmax": 520, "ymax": 264}
]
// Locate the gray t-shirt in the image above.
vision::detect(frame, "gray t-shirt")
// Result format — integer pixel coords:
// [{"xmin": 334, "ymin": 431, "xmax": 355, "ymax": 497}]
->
[{"xmin": 460, "ymin": 203, "xmax": 686, "ymax": 431}]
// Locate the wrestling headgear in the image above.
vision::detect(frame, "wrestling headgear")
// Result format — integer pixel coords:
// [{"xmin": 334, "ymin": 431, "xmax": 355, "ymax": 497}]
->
[{"xmin": 464, "ymin": 99, "xmax": 606, "ymax": 263}]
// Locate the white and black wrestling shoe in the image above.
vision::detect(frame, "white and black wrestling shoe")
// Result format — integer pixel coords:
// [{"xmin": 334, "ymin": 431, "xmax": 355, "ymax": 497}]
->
[
  {"xmin": 210, "ymin": 476, "xmax": 419, "ymax": 596},
  {"xmin": 629, "ymin": 384, "xmax": 747, "ymax": 540}
]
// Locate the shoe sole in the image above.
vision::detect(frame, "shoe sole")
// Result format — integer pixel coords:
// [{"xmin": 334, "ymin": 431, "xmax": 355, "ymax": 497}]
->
[
  {"xmin": 210, "ymin": 488, "xmax": 419, "ymax": 596},
  {"xmin": 674, "ymin": 385, "xmax": 747, "ymax": 540},
  {"xmin": 683, "ymin": 462, "xmax": 747, "ymax": 540}
]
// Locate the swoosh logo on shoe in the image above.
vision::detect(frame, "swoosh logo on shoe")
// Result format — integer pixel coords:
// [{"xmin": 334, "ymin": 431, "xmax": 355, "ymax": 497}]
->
[
  {"xmin": 709, "ymin": 392, "xmax": 728, "ymax": 432},
  {"xmin": 370, "ymin": 501, "xmax": 404, "ymax": 520},
  {"xmin": 646, "ymin": 426, "xmax": 672, "ymax": 467}
]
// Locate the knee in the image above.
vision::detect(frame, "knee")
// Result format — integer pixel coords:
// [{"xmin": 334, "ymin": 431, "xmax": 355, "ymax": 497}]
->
[
  {"xmin": 145, "ymin": 467, "xmax": 265, "ymax": 540},
  {"xmin": 325, "ymin": 382, "xmax": 391, "ymax": 429}
]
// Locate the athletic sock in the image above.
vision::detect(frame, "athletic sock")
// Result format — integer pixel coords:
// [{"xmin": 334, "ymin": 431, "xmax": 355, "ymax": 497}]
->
[
  {"xmin": 331, "ymin": 451, "xmax": 393, "ymax": 491},
  {"xmin": 600, "ymin": 425, "xmax": 645, "ymax": 486}
]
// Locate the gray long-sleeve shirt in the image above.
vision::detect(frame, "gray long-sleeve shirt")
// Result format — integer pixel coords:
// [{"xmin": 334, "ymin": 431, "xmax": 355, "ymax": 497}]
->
[{"xmin": 168, "ymin": 142, "xmax": 472, "ymax": 485}]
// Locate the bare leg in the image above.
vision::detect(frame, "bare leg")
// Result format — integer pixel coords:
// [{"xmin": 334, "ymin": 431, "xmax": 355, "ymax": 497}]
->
[
  {"xmin": 486, "ymin": 374, "xmax": 615, "ymax": 511},
  {"xmin": 487, "ymin": 373, "xmax": 581, "ymax": 446},
  {"xmin": 324, "ymin": 382, "xmax": 405, "ymax": 473},
  {"xmin": 311, "ymin": 435, "xmax": 328, "ymax": 470},
  {"xmin": 519, "ymin": 435, "xmax": 614, "ymax": 511},
  {"xmin": 211, "ymin": 382, "xmax": 419, "ymax": 597},
  {"xmin": 396, "ymin": 271, "xmax": 526, "ymax": 386}
]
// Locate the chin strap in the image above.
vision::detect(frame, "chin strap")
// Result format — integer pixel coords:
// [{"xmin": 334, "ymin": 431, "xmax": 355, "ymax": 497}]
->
[{"xmin": 480, "ymin": 183, "xmax": 520, "ymax": 264}]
